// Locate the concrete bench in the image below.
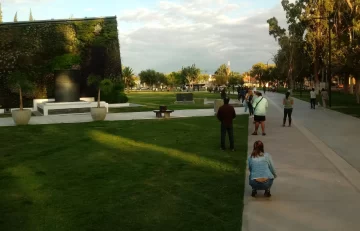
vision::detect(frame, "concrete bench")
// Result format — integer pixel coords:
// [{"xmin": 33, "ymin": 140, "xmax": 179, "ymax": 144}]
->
[{"xmin": 153, "ymin": 110, "xmax": 174, "ymax": 118}]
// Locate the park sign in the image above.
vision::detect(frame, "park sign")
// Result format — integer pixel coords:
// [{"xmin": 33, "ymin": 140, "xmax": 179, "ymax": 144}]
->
[{"xmin": 175, "ymin": 93, "xmax": 195, "ymax": 104}]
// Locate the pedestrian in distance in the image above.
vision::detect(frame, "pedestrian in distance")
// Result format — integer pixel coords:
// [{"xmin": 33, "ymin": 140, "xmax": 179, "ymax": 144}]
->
[
  {"xmin": 247, "ymin": 90, "xmax": 254, "ymax": 118},
  {"xmin": 283, "ymin": 91, "xmax": 294, "ymax": 127},
  {"xmin": 217, "ymin": 97, "xmax": 236, "ymax": 151},
  {"xmin": 321, "ymin": 88, "xmax": 329, "ymax": 108},
  {"xmin": 310, "ymin": 88, "xmax": 317, "ymax": 109}
]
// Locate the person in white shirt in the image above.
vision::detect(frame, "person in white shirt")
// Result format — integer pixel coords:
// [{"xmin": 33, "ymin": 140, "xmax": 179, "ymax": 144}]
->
[
  {"xmin": 310, "ymin": 88, "xmax": 317, "ymax": 109},
  {"xmin": 251, "ymin": 92, "xmax": 269, "ymax": 136}
]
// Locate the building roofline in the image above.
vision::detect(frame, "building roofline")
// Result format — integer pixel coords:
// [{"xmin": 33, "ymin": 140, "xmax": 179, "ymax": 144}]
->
[{"xmin": 0, "ymin": 16, "xmax": 117, "ymax": 27}]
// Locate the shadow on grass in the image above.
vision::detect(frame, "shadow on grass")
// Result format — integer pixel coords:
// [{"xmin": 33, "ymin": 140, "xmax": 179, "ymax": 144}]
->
[{"xmin": 0, "ymin": 116, "xmax": 248, "ymax": 231}]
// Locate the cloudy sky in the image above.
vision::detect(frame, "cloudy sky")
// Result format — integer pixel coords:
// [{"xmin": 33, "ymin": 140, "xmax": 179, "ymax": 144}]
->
[{"xmin": 1, "ymin": 0, "xmax": 289, "ymax": 74}]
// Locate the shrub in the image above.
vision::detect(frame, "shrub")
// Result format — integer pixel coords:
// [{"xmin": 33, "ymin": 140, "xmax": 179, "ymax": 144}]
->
[{"xmin": 102, "ymin": 91, "xmax": 128, "ymax": 103}]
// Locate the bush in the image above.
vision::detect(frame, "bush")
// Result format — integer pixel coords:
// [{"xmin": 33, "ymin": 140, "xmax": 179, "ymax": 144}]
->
[{"xmin": 102, "ymin": 91, "xmax": 128, "ymax": 104}]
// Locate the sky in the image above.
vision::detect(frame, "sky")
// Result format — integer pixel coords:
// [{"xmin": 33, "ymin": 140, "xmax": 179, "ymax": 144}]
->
[{"xmin": 0, "ymin": 0, "xmax": 290, "ymax": 74}]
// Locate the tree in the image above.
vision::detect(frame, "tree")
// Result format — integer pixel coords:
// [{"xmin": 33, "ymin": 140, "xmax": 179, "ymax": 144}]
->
[
  {"xmin": 87, "ymin": 75, "xmax": 113, "ymax": 108},
  {"xmin": 139, "ymin": 69, "xmax": 157, "ymax": 89},
  {"xmin": 166, "ymin": 71, "xmax": 182, "ymax": 88},
  {"xmin": 14, "ymin": 12, "xmax": 18, "ymax": 22},
  {"xmin": 0, "ymin": 3, "xmax": 3, "ymax": 23},
  {"xmin": 214, "ymin": 64, "xmax": 231, "ymax": 84},
  {"xmin": 29, "ymin": 9, "xmax": 34, "ymax": 21},
  {"xmin": 139, "ymin": 69, "xmax": 167, "ymax": 89},
  {"xmin": 8, "ymin": 71, "xmax": 34, "ymax": 110},
  {"xmin": 250, "ymin": 63, "xmax": 267, "ymax": 85},
  {"xmin": 228, "ymin": 72, "xmax": 243, "ymax": 86},
  {"xmin": 122, "ymin": 66, "xmax": 135, "ymax": 91},
  {"xmin": 181, "ymin": 64, "xmax": 201, "ymax": 90}
]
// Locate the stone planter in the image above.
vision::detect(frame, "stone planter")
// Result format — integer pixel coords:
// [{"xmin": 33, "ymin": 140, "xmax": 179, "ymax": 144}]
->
[
  {"xmin": 12, "ymin": 109, "xmax": 32, "ymax": 125},
  {"xmin": 90, "ymin": 107, "xmax": 107, "ymax": 121},
  {"xmin": 214, "ymin": 99, "xmax": 224, "ymax": 115}
]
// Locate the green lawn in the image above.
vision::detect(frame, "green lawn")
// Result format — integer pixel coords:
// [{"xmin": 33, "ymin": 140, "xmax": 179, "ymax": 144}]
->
[
  {"xmin": 110, "ymin": 91, "xmax": 238, "ymax": 113},
  {"xmin": 0, "ymin": 113, "xmax": 12, "ymax": 118},
  {"xmin": 0, "ymin": 116, "xmax": 248, "ymax": 231}
]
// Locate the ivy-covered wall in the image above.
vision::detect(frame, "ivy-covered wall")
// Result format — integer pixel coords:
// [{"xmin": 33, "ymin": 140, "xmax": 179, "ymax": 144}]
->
[{"xmin": 0, "ymin": 17, "xmax": 122, "ymax": 108}]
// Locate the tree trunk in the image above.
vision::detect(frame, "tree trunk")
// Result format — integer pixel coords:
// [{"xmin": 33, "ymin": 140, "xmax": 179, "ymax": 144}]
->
[
  {"xmin": 344, "ymin": 73, "xmax": 349, "ymax": 93},
  {"xmin": 97, "ymin": 88, "xmax": 101, "ymax": 108},
  {"xmin": 314, "ymin": 57, "xmax": 320, "ymax": 91},
  {"xmin": 355, "ymin": 77, "xmax": 360, "ymax": 104},
  {"xmin": 19, "ymin": 87, "xmax": 23, "ymax": 110}
]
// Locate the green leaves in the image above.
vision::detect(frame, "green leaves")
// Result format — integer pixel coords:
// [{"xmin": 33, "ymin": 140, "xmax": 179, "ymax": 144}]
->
[
  {"xmin": 8, "ymin": 71, "xmax": 34, "ymax": 93},
  {"xmin": 122, "ymin": 66, "xmax": 135, "ymax": 89},
  {"xmin": 99, "ymin": 79, "xmax": 114, "ymax": 94},
  {"xmin": 51, "ymin": 54, "xmax": 81, "ymax": 70},
  {"xmin": 181, "ymin": 64, "xmax": 201, "ymax": 84},
  {"xmin": 139, "ymin": 69, "xmax": 167, "ymax": 87}
]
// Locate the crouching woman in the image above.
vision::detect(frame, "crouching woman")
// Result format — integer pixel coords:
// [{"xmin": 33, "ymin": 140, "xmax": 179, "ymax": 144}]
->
[{"xmin": 248, "ymin": 140, "xmax": 277, "ymax": 197}]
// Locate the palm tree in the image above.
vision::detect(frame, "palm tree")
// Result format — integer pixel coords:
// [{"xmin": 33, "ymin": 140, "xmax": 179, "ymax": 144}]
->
[{"xmin": 122, "ymin": 67, "xmax": 135, "ymax": 92}]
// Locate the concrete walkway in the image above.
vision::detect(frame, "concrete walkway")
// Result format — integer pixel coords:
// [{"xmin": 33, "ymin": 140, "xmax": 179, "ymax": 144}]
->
[
  {"xmin": 243, "ymin": 92, "xmax": 360, "ymax": 231},
  {"xmin": 0, "ymin": 107, "xmax": 247, "ymax": 127}
]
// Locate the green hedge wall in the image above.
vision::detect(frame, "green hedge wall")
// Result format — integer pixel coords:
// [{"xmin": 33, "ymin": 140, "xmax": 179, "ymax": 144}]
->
[{"xmin": 0, "ymin": 17, "xmax": 122, "ymax": 108}]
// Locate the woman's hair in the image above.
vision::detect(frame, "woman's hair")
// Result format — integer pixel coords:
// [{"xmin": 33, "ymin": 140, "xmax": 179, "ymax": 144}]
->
[
  {"xmin": 285, "ymin": 92, "xmax": 290, "ymax": 99},
  {"xmin": 249, "ymin": 90, "xmax": 253, "ymax": 95},
  {"xmin": 251, "ymin": 140, "xmax": 265, "ymax": 158},
  {"xmin": 322, "ymin": 88, "xmax": 325, "ymax": 91}
]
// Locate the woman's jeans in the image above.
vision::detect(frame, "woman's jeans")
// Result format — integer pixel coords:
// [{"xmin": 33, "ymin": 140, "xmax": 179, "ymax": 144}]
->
[
  {"xmin": 248, "ymin": 103, "xmax": 254, "ymax": 116},
  {"xmin": 283, "ymin": 108, "xmax": 293, "ymax": 125},
  {"xmin": 249, "ymin": 178, "xmax": 274, "ymax": 191}
]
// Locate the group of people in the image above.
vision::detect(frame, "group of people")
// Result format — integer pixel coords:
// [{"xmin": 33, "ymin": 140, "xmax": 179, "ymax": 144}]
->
[
  {"xmin": 216, "ymin": 88, "xmax": 297, "ymax": 198},
  {"xmin": 310, "ymin": 88, "xmax": 329, "ymax": 109}
]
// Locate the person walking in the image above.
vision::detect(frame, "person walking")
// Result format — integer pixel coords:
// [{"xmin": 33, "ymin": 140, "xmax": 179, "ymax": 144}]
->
[
  {"xmin": 244, "ymin": 89, "xmax": 249, "ymax": 112},
  {"xmin": 252, "ymin": 92, "xmax": 268, "ymax": 136},
  {"xmin": 263, "ymin": 85, "xmax": 267, "ymax": 94},
  {"xmin": 248, "ymin": 140, "xmax": 277, "ymax": 197},
  {"xmin": 217, "ymin": 97, "xmax": 236, "ymax": 151},
  {"xmin": 321, "ymin": 88, "xmax": 329, "ymax": 108},
  {"xmin": 240, "ymin": 87, "xmax": 246, "ymax": 103},
  {"xmin": 247, "ymin": 90, "xmax": 254, "ymax": 118},
  {"xmin": 283, "ymin": 91, "xmax": 294, "ymax": 127},
  {"xmin": 220, "ymin": 88, "xmax": 227, "ymax": 99},
  {"xmin": 310, "ymin": 88, "xmax": 317, "ymax": 109},
  {"xmin": 237, "ymin": 86, "xmax": 241, "ymax": 101}
]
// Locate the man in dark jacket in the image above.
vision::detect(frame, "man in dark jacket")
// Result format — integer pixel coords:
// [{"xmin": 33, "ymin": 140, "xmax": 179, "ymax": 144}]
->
[{"xmin": 217, "ymin": 97, "xmax": 236, "ymax": 151}]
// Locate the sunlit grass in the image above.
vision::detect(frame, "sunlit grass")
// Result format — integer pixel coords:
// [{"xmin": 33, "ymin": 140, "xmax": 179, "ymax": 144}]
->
[
  {"xmin": 0, "ymin": 116, "xmax": 248, "ymax": 231},
  {"xmin": 110, "ymin": 91, "xmax": 238, "ymax": 113}
]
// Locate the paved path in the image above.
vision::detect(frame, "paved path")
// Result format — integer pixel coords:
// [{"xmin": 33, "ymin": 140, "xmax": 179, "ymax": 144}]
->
[
  {"xmin": 243, "ymin": 92, "xmax": 360, "ymax": 231},
  {"xmin": 266, "ymin": 92, "xmax": 360, "ymax": 173},
  {"xmin": 0, "ymin": 108, "xmax": 247, "ymax": 127}
]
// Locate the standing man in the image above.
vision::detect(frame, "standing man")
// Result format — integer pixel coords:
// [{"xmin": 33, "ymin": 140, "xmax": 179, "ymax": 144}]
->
[
  {"xmin": 217, "ymin": 97, "xmax": 236, "ymax": 151},
  {"xmin": 263, "ymin": 85, "xmax": 267, "ymax": 94},
  {"xmin": 252, "ymin": 92, "xmax": 269, "ymax": 136},
  {"xmin": 310, "ymin": 88, "xmax": 317, "ymax": 109}
]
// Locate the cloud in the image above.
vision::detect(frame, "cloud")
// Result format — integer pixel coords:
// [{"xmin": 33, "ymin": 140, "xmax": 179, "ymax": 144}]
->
[
  {"xmin": 118, "ymin": 0, "xmax": 287, "ymax": 74},
  {"xmin": 2, "ymin": 0, "xmax": 52, "ymax": 3}
]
